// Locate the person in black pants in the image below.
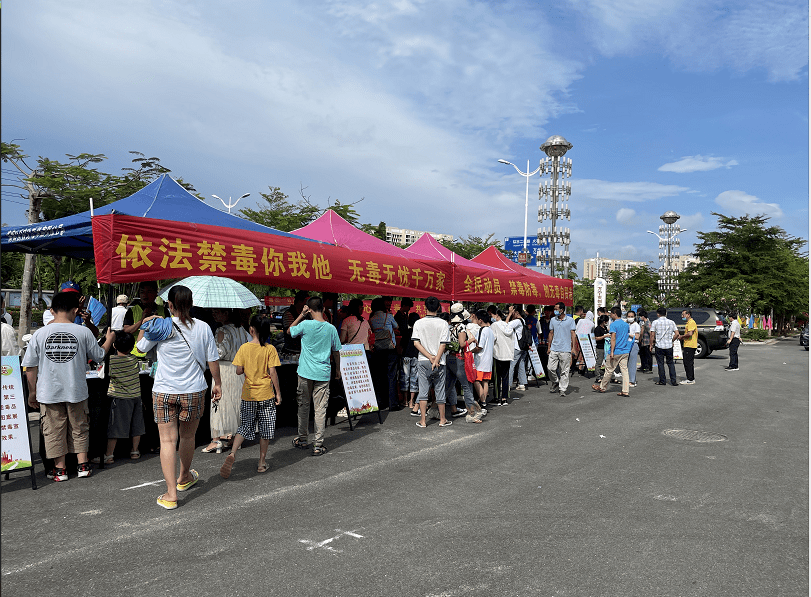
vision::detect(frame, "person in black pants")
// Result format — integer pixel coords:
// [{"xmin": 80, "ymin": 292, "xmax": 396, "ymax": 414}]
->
[
  {"xmin": 726, "ymin": 313, "xmax": 742, "ymax": 371},
  {"xmin": 650, "ymin": 307, "xmax": 679, "ymax": 386},
  {"xmin": 637, "ymin": 309, "xmax": 653, "ymax": 373}
]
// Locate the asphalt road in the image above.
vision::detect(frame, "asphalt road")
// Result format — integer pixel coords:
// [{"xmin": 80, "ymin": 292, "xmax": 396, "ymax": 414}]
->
[{"xmin": 2, "ymin": 339, "xmax": 808, "ymax": 597}]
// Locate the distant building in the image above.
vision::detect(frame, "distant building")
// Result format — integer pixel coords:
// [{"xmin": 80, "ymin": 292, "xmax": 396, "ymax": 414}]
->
[
  {"xmin": 584, "ymin": 254, "xmax": 700, "ymax": 280},
  {"xmin": 676, "ymin": 254, "xmax": 700, "ymax": 272},
  {"xmin": 385, "ymin": 226, "xmax": 453, "ymax": 246},
  {"xmin": 583, "ymin": 257, "xmax": 648, "ymax": 280}
]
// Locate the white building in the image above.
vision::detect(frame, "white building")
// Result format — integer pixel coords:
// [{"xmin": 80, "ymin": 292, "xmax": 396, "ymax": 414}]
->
[
  {"xmin": 386, "ymin": 226, "xmax": 453, "ymax": 246},
  {"xmin": 583, "ymin": 257, "xmax": 648, "ymax": 280}
]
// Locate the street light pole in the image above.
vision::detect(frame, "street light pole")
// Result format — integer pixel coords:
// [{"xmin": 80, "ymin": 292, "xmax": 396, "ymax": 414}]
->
[
  {"xmin": 647, "ymin": 210, "xmax": 686, "ymax": 299},
  {"xmin": 498, "ymin": 158, "xmax": 542, "ymax": 254},
  {"xmin": 212, "ymin": 192, "xmax": 251, "ymax": 215},
  {"xmin": 538, "ymin": 135, "xmax": 573, "ymax": 277}
]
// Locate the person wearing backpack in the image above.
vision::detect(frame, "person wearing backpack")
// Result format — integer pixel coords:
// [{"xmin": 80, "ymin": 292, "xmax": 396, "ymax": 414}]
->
[{"xmin": 507, "ymin": 305, "xmax": 530, "ymax": 393}]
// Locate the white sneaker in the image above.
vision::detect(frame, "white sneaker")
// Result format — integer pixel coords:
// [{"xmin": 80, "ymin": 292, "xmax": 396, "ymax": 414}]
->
[
  {"xmin": 680, "ymin": 380, "xmax": 695, "ymax": 385},
  {"xmin": 516, "ymin": 385, "xmax": 526, "ymax": 391}
]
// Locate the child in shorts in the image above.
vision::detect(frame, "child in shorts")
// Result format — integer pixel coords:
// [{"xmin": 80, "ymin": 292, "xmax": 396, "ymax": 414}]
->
[
  {"xmin": 103, "ymin": 332, "xmax": 145, "ymax": 463},
  {"xmin": 219, "ymin": 315, "xmax": 281, "ymax": 478}
]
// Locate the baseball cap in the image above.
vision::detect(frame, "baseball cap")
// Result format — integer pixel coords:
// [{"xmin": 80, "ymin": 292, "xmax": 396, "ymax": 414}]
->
[
  {"xmin": 116, "ymin": 294, "xmax": 129, "ymax": 304},
  {"xmin": 60, "ymin": 280, "xmax": 81, "ymax": 293}
]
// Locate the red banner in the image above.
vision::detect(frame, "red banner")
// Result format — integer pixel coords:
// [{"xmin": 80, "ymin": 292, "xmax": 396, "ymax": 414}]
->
[
  {"xmin": 343, "ymin": 299, "xmax": 429, "ymax": 318},
  {"xmin": 92, "ymin": 214, "xmax": 572, "ymax": 304},
  {"xmin": 264, "ymin": 296, "xmax": 294, "ymax": 307}
]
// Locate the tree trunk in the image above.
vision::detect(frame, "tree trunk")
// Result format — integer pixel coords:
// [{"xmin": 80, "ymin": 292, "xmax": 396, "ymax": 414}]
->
[
  {"xmin": 18, "ymin": 182, "xmax": 42, "ymax": 339},
  {"xmin": 52, "ymin": 255, "xmax": 63, "ymax": 293}
]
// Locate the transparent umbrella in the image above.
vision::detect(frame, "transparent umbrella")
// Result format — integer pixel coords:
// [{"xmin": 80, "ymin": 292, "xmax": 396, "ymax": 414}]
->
[{"xmin": 158, "ymin": 276, "xmax": 261, "ymax": 309}]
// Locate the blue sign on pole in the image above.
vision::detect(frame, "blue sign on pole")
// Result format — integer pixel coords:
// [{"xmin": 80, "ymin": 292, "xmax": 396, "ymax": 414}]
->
[{"xmin": 503, "ymin": 236, "xmax": 550, "ymax": 267}]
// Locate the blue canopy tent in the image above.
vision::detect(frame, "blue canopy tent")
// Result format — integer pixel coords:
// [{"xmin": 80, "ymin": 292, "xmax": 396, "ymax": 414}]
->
[{"xmin": 1, "ymin": 174, "xmax": 310, "ymax": 259}]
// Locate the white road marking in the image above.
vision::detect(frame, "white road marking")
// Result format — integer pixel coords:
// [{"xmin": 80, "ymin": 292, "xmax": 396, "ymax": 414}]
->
[
  {"xmin": 2, "ymin": 431, "xmax": 490, "ymax": 576},
  {"xmin": 120, "ymin": 480, "xmax": 165, "ymax": 491},
  {"xmin": 299, "ymin": 529, "xmax": 364, "ymax": 552}
]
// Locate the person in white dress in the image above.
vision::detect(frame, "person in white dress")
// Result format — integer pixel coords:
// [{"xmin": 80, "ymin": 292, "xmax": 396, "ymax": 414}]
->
[{"xmin": 202, "ymin": 309, "xmax": 250, "ymax": 453}]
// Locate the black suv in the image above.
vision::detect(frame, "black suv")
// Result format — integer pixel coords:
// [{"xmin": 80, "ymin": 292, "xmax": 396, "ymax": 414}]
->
[{"xmin": 650, "ymin": 307, "xmax": 728, "ymax": 359}]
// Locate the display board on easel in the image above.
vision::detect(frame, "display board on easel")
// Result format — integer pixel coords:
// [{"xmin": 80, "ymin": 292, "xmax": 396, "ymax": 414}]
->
[
  {"xmin": 1, "ymin": 356, "xmax": 37, "ymax": 490},
  {"xmin": 577, "ymin": 333, "xmax": 597, "ymax": 371},
  {"xmin": 527, "ymin": 344, "xmax": 545, "ymax": 378},
  {"xmin": 338, "ymin": 344, "xmax": 382, "ymax": 428}
]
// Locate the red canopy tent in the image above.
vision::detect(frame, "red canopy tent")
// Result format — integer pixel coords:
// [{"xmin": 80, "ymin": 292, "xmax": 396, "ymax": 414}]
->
[{"xmin": 471, "ymin": 245, "xmax": 573, "ymax": 306}]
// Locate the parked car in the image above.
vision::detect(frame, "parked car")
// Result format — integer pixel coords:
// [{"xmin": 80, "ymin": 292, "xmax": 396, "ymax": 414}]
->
[
  {"xmin": 800, "ymin": 324, "xmax": 809, "ymax": 350},
  {"xmin": 650, "ymin": 307, "xmax": 728, "ymax": 358}
]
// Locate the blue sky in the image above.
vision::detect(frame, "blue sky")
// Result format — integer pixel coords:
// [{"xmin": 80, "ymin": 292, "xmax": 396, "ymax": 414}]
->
[{"xmin": 2, "ymin": 0, "xmax": 807, "ymax": 274}]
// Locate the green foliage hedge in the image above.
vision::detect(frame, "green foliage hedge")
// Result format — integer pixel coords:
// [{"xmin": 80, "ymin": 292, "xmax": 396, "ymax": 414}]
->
[{"xmin": 742, "ymin": 328, "xmax": 769, "ymax": 341}]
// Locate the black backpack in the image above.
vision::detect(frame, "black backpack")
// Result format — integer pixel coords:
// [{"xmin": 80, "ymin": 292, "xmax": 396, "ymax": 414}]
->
[{"xmin": 517, "ymin": 319, "xmax": 532, "ymax": 351}]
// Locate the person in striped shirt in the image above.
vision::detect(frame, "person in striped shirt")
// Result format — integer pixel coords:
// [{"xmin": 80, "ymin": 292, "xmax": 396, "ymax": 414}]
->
[{"xmin": 101, "ymin": 332, "xmax": 145, "ymax": 463}]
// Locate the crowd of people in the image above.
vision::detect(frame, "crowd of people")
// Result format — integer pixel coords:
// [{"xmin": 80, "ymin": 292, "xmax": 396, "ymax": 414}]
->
[{"xmin": 12, "ymin": 279, "xmax": 745, "ymax": 510}]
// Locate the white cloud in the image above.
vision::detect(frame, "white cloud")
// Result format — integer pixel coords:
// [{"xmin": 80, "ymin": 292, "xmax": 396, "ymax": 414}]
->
[
  {"xmin": 658, "ymin": 155, "xmax": 738, "ymax": 173},
  {"xmin": 714, "ymin": 190, "xmax": 783, "ymax": 218},
  {"xmin": 0, "ymin": 1, "xmax": 592, "ymax": 241},
  {"xmin": 575, "ymin": 179, "xmax": 690, "ymax": 203},
  {"xmin": 677, "ymin": 212, "xmax": 705, "ymax": 230},
  {"xmin": 616, "ymin": 208, "xmax": 637, "ymax": 224},
  {"xmin": 565, "ymin": 0, "xmax": 808, "ymax": 82}
]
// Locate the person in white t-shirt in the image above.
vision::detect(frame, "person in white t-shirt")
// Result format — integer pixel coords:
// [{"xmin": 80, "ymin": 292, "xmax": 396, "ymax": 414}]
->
[
  {"xmin": 411, "ymin": 297, "xmax": 451, "ymax": 428},
  {"xmin": 726, "ymin": 313, "xmax": 742, "ymax": 371},
  {"xmin": 136, "ymin": 285, "xmax": 221, "ymax": 510},
  {"xmin": 111, "ymin": 294, "xmax": 129, "ymax": 331},
  {"xmin": 506, "ymin": 304, "xmax": 529, "ymax": 393},
  {"xmin": 469, "ymin": 309, "xmax": 494, "ymax": 410},
  {"xmin": 23, "ymin": 292, "xmax": 116, "ymax": 482},
  {"xmin": 488, "ymin": 307, "xmax": 514, "ymax": 406}
]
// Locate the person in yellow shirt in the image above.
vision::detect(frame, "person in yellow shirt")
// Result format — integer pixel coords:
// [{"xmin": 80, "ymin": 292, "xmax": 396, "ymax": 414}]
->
[
  {"xmin": 679, "ymin": 310, "xmax": 698, "ymax": 385},
  {"xmin": 219, "ymin": 315, "xmax": 281, "ymax": 478}
]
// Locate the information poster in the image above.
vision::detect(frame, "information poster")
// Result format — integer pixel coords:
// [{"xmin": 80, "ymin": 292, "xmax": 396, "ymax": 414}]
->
[
  {"xmin": 1, "ymin": 356, "xmax": 33, "ymax": 472},
  {"xmin": 577, "ymin": 333, "xmax": 597, "ymax": 371},
  {"xmin": 673, "ymin": 340, "xmax": 683, "ymax": 360},
  {"xmin": 339, "ymin": 344, "xmax": 379, "ymax": 415},
  {"xmin": 527, "ymin": 344, "xmax": 545, "ymax": 378}
]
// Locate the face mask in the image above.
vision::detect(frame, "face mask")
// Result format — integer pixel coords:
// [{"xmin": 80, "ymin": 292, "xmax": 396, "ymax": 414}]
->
[
  {"xmin": 627, "ymin": 317, "xmax": 635, "ymax": 322},
  {"xmin": 682, "ymin": 317, "xmax": 687, "ymax": 321},
  {"xmin": 554, "ymin": 310, "xmax": 560, "ymax": 316}
]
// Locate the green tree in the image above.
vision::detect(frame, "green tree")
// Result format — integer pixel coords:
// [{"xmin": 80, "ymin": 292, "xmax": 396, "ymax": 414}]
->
[
  {"xmin": 239, "ymin": 186, "xmax": 318, "ymax": 232},
  {"xmin": 678, "ymin": 212, "xmax": 808, "ymax": 334},
  {"xmin": 1, "ymin": 142, "xmax": 197, "ymax": 335},
  {"xmin": 622, "ymin": 265, "xmax": 661, "ymax": 308},
  {"xmin": 572, "ymin": 276, "xmax": 594, "ymax": 310},
  {"xmin": 440, "ymin": 234, "xmax": 502, "ymax": 260}
]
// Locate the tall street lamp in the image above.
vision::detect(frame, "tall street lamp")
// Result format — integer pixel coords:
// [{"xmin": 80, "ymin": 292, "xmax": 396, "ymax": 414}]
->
[
  {"xmin": 538, "ymin": 135, "xmax": 573, "ymax": 277},
  {"xmin": 213, "ymin": 192, "xmax": 250, "ymax": 214},
  {"xmin": 647, "ymin": 210, "xmax": 686, "ymax": 296},
  {"xmin": 498, "ymin": 158, "xmax": 542, "ymax": 262}
]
